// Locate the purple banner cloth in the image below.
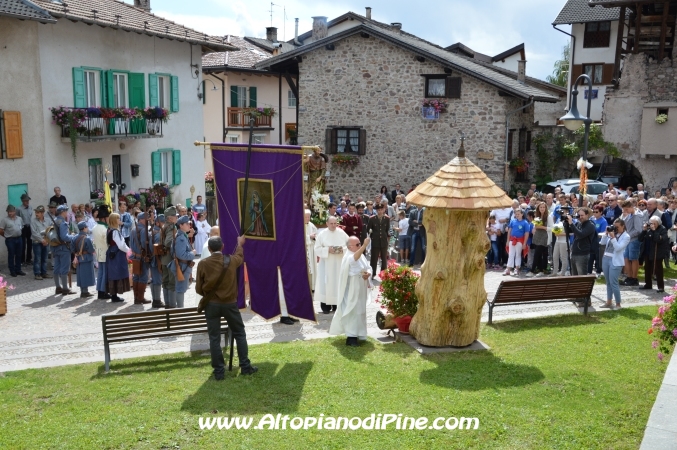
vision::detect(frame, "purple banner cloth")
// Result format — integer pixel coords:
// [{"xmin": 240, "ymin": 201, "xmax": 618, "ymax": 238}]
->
[{"xmin": 211, "ymin": 143, "xmax": 316, "ymax": 322}]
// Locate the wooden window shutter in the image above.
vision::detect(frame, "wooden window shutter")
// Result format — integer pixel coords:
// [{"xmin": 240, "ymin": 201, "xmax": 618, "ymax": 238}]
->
[
  {"xmin": 151, "ymin": 151, "xmax": 161, "ymax": 184},
  {"xmin": 602, "ymin": 64, "xmax": 615, "ymax": 84},
  {"xmin": 526, "ymin": 130, "xmax": 532, "ymax": 153},
  {"xmin": 570, "ymin": 64, "xmax": 583, "ymax": 87},
  {"xmin": 249, "ymin": 87, "xmax": 257, "ymax": 107},
  {"xmin": 128, "ymin": 72, "xmax": 145, "ymax": 108},
  {"xmin": 72, "ymin": 67, "xmax": 86, "ymax": 108},
  {"xmin": 518, "ymin": 128, "xmax": 526, "ymax": 157},
  {"xmin": 325, "ymin": 128, "xmax": 336, "ymax": 154},
  {"xmin": 4, "ymin": 111, "xmax": 23, "ymax": 159},
  {"xmin": 507, "ymin": 131, "xmax": 514, "ymax": 160},
  {"xmin": 230, "ymin": 86, "xmax": 239, "ymax": 107},
  {"xmin": 104, "ymin": 70, "xmax": 115, "ymax": 108},
  {"xmin": 170, "ymin": 75, "xmax": 179, "ymax": 112},
  {"xmin": 446, "ymin": 77, "xmax": 462, "ymax": 99},
  {"xmin": 148, "ymin": 74, "xmax": 159, "ymax": 107},
  {"xmin": 172, "ymin": 150, "xmax": 182, "ymax": 186},
  {"xmin": 358, "ymin": 129, "xmax": 367, "ymax": 155}
]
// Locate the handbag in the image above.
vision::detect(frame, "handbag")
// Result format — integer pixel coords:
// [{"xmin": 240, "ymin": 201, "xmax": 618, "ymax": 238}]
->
[{"xmin": 197, "ymin": 255, "xmax": 230, "ymax": 314}]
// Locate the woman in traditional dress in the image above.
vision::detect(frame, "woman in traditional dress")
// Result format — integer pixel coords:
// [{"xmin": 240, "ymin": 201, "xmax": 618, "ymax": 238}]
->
[
  {"xmin": 248, "ymin": 191, "xmax": 269, "ymax": 236},
  {"xmin": 194, "ymin": 212, "xmax": 210, "ymax": 257},
  {"xmin": 105, "ymin": 213, "xmax": 130, "ymax": 303}
]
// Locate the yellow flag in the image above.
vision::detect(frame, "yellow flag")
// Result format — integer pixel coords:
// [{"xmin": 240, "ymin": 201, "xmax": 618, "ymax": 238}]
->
[{"xmin": 104, "ymin": 181, "xmax": 112, "ymax": 211}]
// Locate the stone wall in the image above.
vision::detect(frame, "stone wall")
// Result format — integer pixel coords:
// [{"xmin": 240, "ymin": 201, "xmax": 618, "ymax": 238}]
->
[
  {"xmin": 603, "ymin": 53, "xmax": 677, "ymax": 191},
  {"xmin": 296, "ymin": 33, "xmax": 536, "ymax": 199}
]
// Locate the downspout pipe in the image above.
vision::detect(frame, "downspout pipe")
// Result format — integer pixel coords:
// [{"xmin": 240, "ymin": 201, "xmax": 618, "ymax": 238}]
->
[
  {"xmin": 553, "ymin": 24, "xmax": 576, "ymax": 111},
  {"xmin": 503, "ymin": 98, "xmax": 535, "ymax": 191},
  {"xmin": 210, "ymin": 73, "xmax": 227, "ymax": 143}
]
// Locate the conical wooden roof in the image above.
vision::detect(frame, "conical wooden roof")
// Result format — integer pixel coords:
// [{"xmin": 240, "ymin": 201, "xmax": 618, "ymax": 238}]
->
[{"xmin": 406, "ymin": 142, "xmax": 513, "ymax": 210}]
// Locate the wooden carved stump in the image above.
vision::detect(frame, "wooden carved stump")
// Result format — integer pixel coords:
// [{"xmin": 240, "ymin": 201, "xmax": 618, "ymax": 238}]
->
[{"xmin": 410, "ymin": 209, "xmax": 490, "ymax": 347}]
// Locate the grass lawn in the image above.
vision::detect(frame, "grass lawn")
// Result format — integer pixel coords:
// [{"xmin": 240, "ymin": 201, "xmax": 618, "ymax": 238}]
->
[{"xmin": 0, "ymin": 306, "xmax": 669, "ymax": 449}]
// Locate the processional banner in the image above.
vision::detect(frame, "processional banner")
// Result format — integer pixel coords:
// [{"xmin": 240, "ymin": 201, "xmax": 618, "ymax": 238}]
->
[{"xmin": 211, "ymin": 143, "xmax": 315, "ymax": 322}]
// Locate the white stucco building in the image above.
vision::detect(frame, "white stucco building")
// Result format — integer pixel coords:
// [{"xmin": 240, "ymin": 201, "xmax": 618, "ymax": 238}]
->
[{"xmin": 0, "ymin": 0, "xmax": 236, "ymax": 263}]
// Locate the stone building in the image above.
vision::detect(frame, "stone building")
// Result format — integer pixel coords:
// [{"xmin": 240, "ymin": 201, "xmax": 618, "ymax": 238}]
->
[{"xmin": 256, "ymin": 11, "xmax": 559, "ymax": 197}]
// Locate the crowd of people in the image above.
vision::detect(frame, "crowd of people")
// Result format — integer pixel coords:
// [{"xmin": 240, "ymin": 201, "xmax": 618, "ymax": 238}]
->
[{"xmin": 487, "ymin": 182, "xmax": 676, "ymax": 309}]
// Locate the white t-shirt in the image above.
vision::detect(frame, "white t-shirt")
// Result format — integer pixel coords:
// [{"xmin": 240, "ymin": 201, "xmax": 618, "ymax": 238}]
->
[
  {"xmin": 488, "ymin": 223, "xmax": 501, "ymax": 241},
  {"xmin": 398, "ymin": 218, "xmax": 409, "ymax": 235}
]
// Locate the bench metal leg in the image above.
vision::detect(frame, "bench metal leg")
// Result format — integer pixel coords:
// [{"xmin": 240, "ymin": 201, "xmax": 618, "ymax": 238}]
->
[
  {"xmin": 487, "ymin": 301, "xmax": 493, "ymax": 325},
  {"xmin": 584, "ymin": 296, "xmax": 589, "ymax": 315},
  {"xmin": 104, "ymin": 343, "xmax": 111, "ymax": 372}
]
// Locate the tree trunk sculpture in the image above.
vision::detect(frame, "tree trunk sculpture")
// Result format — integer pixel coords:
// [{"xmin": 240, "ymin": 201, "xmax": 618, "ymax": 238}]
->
[{"xmin": 410, "ymin": 209, "xmax": 490, "ymax": 347}]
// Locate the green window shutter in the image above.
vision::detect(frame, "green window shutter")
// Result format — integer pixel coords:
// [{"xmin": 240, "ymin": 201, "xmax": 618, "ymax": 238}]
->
[
  {"xmin": 128, "ymin": 72, "xmax": 145, "ymax": 108},
  {"xmin": 88, "ymin": 158, "xmax": 102, "ymax": 166},
  {"xmin": 230, "ymin": 85, "xmax": 239, "ymax": 107},
  {"xmin": 99, "ymin": 70, "xmax": 106, "ymax": 106},
  {"xmin": 148, "ymin": 74, "xmax": 159, "ymax": 107},
  {"xmin": 151, "ymin": 151, "xmax": 161, "ymax": 184},
  {"xmin": 104, "ymin": 70, "xmax": 114, "ymax": 107},
  {"xmin": 249, "ymin": 86, "xmax": 257, "ymax": 107},
  {"xmin": 170, "ymin": 75, "xmax": 179, "ymax": 112},
  {"xmin": 72, "ymin": 67, "xmax": 86, "ymax": 107},
  {"xmin": 172, "ymin": 150, "xmax": 181, "ymax": 186}
]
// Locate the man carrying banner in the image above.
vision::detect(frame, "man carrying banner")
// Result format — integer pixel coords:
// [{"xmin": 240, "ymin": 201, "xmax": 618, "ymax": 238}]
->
[
  {"xmin": 314, "ymin": 216, "xmax": 349, "ymax": 313},
  {"xmin": 330, "ymin": 236, "xmax": 372, "ymax": 346}
]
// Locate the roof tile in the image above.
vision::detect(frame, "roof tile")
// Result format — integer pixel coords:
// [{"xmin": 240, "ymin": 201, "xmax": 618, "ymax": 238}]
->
[
  {"xmin": 553, "ymin": 0, "xmax": 621, "ymax": 25},
  {"xmin": 0, "ymin": 0, "xmax": 55, "ymax": 23}
]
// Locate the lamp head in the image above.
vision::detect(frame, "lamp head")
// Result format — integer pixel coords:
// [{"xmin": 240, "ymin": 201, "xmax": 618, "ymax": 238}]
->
[{"xmin": 560, "ymin": 89, "xmax": 586, "ymax": 131}]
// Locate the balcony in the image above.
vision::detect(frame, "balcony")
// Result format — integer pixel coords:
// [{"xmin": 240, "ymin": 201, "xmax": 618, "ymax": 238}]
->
[
  {"xmin": 50, "ymin": 107, "xmax": 168, "ymax": 143},
  {"xmin": 227, "ymin": 107, "xmax": 272, "ymax": 127}
]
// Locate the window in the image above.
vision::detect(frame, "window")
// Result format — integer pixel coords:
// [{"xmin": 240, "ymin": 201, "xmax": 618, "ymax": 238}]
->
[
  {"xmin": 158, "ymin": 76, "xmax": 170, "ymax": 109},
  {"xmin": 288, "ymin": 90, "xmax": 296, "ymax": 108},
  {"xmin": 237, "ymin": 87, "xmax": 247, "ymax": 108},
  {"xmin": 582, "ymin": 64, "xmax": 603, "ymax": 84},
  {"xmin": 227, "ymin": 135, "xmax": 239, "ymax": 143},
  {"xmin": 230, "ymin": 86, "xmax": 257, "ymax": 108},
  {"xmin": 584, "ymin": 21, "xmax": 611, "ymax": 48},
  {"xmin": 424, "ymin": 75, "xmax": 461, "ymax": 99},
  {"xmin": 152, "ymin": 149, "xmax": 181, "ymax": 185},
  {"xmin": 252, "ymin": 134, "xmax": 265, "ymax": 145},
  {"xmin": 337, "ymin": 129, "xmax": 360, "ymax": 153},
  {"xmin": 88, "ymin": 158, "xmax": 103, "ymax": 192},
  {"xmin": 658, "ymin": 108, "xmax": 669, "ymax": 117},
  {"xmin": 8, "ymin": 183, "xmax": 28, "ymax": 208},
  {"xmin": 84, "ymin": 70, "xmax": 100, "ymax": 107},
  {"xmin": 113, "ymin": 73, "xmax": 128, "ymax": 107}
]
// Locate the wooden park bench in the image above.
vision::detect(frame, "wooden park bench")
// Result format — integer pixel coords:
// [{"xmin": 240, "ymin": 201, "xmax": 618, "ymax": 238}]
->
[
  {"xmin": 102, "ymin": 307, "xmax": 234, "ymax": 372},
  {"xmin": 486, "ymin": 275, "xmax": 597, "ymax": 324}
]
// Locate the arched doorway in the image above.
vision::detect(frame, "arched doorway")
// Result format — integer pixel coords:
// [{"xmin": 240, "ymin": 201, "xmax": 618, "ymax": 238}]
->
[{"xmin": 588, "ymin": 156, "xmax": 644, "ymax": 190}]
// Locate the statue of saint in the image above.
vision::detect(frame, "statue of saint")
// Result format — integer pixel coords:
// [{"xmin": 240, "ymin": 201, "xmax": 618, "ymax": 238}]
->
[{"xmin": 303, "ymin": 147, "xmax": 328, "ymax": 207}]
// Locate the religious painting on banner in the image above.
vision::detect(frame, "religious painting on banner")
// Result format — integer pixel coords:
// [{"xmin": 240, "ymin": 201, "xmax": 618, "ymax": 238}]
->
[
  {"xmin": 237, "ymin": 179, "xmax": 275, "ymax": 240},
  {"xmin": 211, "ymin": 143, "xmax": 316, "ymax": 322}
]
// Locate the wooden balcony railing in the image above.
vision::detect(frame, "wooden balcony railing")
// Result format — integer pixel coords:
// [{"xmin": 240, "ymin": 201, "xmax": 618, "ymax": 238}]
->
[{"xmin": 227, "ymin": 108, "xmax": 272, "ymax": 127}]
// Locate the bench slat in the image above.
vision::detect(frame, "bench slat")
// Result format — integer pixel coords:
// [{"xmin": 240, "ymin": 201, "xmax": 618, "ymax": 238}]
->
[
  {"xmin": 107, "ymin": 326, "xmax": 229, "ymax": 343},
  {"xmin": 106, "ymin": 323, "xmax": 219, "ymax": 339},
  {"xmin": 104, "ymin": 316, "xmax": 219, "ymax": 331}
]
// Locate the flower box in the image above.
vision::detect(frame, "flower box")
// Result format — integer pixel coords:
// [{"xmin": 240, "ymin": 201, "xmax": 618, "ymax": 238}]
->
[{"xmin": 0, "ymin": 288, "xmax": 6, "ymax": 315}]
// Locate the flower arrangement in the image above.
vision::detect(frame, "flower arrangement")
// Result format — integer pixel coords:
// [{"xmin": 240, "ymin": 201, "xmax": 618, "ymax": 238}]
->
[
  {"xmin": 509, "ymin": 157, "xmax": 529, "ymax": 173},
  {"xmin": 532, "ymin": 217, "xmax": 543, "ymax": 226},
  {"xmin": 243, "ymin": 107, "xmax": 277, "ymax": 118},
  {"xmin": 552, "ymin": 223, "xmax": 565, "ymax": 235},
  {"xmin": 310, "ymin": 188, "xmax": 330, "ymax": 226},
  {"xmin": 656, "ymin": 114, "xmax": 668, "ymax": 124},
  {"xmin": 649, "ymin": 286, "xmax": 677, "ymax": 361},
  {"xmin": 377, "ymin": 261, "xmax": 419, "ymax": 317},
  {"xmin": 205, "ymin": 171, "xmax": 214, "ymax": 182},
  {"xmin": 142, "ymin": 106, "xmax": 171, "ymax": 123},
  {"xmin": 90, "ymin": 189, "xmax": 104, "ymax": 200},
  {"xmin": 205, "ymin": 171, "xmax": 215, "ymax": 195},
  {"xmin": 147, "ymin": 183, "xmax": 170, "ymax": 206},
  {"xmin": 0, "ymin": 276, "xmax": 16, "ymax": 291},
  {"xmin": 331, "ymin": 154, "xmax": 359, "ymax": 168},
  {"xmin": 421, "ymin": 99, "xmax": 448, "ymax": 113}
]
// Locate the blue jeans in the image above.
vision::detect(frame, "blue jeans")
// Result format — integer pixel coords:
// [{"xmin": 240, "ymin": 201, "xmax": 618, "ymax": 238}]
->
[
  {"xmin": 410, "ymin": 231, "xmax": 426, "ymax": 266},
  {"xmin": 5, "ymin": 236, "xmax": 22, "ymax": 275},
  {"xmin": 487, "ymin": 241, "xmax": 500, "ymax": 265},
  {"xmin": 32, "ymin": 242, "xmax": 48, "ymax": 276},
  {"xmin": 602, "ymin": 256, "xmax": 622, "ymax": 304}
]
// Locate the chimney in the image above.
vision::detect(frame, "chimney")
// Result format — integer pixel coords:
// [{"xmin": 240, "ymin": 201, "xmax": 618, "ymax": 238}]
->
[
  {"xmin": 391, "ymin": 22, "xmax": 402, "ymax": 31},
  {"xmin": 294, "ymin": 18, "xmax": 300, "ymax": 44},
  {"xmin": 517, "ymin": 60, "xmax": 526, "ymax": 83},
  {"xmin": 365, "ymin": 7, "xmax": 372, "ymax": 19},
  {"xmin": 266, "ymin": 27, "xmax": 278, "ymax": 42},
  {"xmin": 312, "ymin": 16, "xmax": 328, "ymax": 40},
  {"xmin": 133, "ymin": 0, "xmax": 150, "ymax": 12}
]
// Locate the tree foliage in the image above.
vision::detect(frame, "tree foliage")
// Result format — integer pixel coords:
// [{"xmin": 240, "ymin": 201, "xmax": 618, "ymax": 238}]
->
[
  {"xmin": 546, "ymin": 42, "xmax": 570, "ymax": 87},
  {"xmin": 563, "ymin": 123, "xmax": 620, "ymax": 158}
]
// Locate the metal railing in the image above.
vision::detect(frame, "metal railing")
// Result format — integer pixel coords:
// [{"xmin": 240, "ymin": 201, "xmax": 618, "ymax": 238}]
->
[{"xmin": 60, "ymin": 117, "xmax": 163, "ymax": 138}]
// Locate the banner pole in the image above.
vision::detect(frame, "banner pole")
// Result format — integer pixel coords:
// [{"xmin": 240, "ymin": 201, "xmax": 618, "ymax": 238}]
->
[{"xmin": 240, "ymin": 116, "xmax": 255, "ymax": 235}]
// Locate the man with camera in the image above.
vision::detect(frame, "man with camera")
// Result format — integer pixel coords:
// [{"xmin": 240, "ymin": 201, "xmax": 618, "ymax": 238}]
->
[{"xmin": 564, "ymin": 207, "xmax": 596, "ymax": 281}]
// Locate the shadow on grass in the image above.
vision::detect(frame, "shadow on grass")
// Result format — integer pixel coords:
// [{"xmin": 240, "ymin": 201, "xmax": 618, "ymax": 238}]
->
[
  {"xmin": 418, "ymin": 352, "xmax": 545, "ymax": 391},
  {"xmin": 330, "ymin": 338, "xmax": 377, "ymax": 361},
  {"xmin": 181, "ymin": 361, "xmax": 314, "ymax": 415},
  {"xmin": 486, "ymin": 312, "xmax": 604, "ymax": 333},
  {"xmin": 91, "ymin": 353, "xmax": 210, "ymax": 378}
]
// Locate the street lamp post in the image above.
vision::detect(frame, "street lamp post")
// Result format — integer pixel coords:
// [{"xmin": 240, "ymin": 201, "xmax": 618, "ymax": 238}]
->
[{"xmin": 560, "ymin": 73, "xmax": 593, "ymax": 207}]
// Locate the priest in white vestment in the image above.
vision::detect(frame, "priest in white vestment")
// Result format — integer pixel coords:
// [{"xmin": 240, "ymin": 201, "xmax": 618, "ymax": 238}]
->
[
  {"xmin": 330, "ymin": 236, "xmax": 372, "ymax": 346},
  {"xmin": 304, "ymin": 209, "xmax": 318, "ymax": 289},
  {"xmin": 314, "ymin": 216, "xmax": 349, "ymax": 313}
]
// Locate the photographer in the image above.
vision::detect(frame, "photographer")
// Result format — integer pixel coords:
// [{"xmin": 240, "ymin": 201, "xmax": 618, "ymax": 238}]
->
[
  {"xmin": 639, "ymin": 216, "xmax": 671, "ymax": 293},
  {"xmin": 565, "ymin": 207, "xmax": 596, "ymax": 278},
  {"xmin": 601, "ymin": 218, "xmax": 630, "ymax": 309}
]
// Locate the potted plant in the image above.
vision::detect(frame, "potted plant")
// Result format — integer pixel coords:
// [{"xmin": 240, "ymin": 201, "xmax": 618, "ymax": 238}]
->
[
  {"xmin": 0, "ymin": 275, "xmax": 16, "ymax": 315},
  {"xmin": 288, "ymin": 127, "xmax": 298, "ymax": 145},
  {"xmin": 421, "ymin": 99, "xmax": 448, "ymax": 120},
  {"xmin": 205, "ymin": 171, "xmax": 215, "ymax": 196},
  {"xmin": 656, "ymin": 113, "xmax": 668, "ymax": 125},
  {"xmin": 377, "ymin": 262, "xmax": 419, "ymax": 333},
  {"xmin": 331, "ymin": 154, "xmax": 359, "ymax": 168},
  {"xmin": 509, "ymin": 157, "xmax": 529, "ymax": 174},
  {"xmin": 310, "ymin": 188, "xmax": 330, "ymax": 226},
  {"xmin": 649, "ymin": 286, "xmax": 677, "ymax": 361}
]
